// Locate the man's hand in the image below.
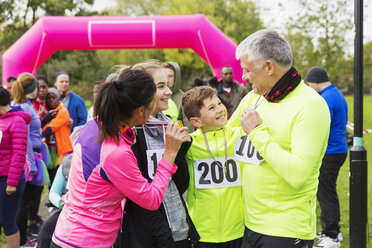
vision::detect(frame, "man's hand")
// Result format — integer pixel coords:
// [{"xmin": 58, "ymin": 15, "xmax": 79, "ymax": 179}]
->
[
  {"xmin": 240, "ymin": 109, "xmax": 262, "ymax": 134},
  {"xmin": 6, "ymin": 185, "xmax": 17, "ymax": 195}
]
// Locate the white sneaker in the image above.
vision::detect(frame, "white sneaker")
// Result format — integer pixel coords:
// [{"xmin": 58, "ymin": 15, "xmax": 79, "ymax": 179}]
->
[
  {"xmin": 316, "ymin": 232, "xmax": 342, "ymax": 242},
  {"xmin": 314, "ymin": 236, "xmax": 341, "ymax": 248}
]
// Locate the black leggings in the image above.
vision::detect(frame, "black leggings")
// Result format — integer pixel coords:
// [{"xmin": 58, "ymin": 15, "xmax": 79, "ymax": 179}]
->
[
  {"xmin": 50, "ymin": 241, "xmax": 62, "ymax": 248},
  {"xmin": 37, "ymin": 210, "xmax": 61, "ymax": 248},
  {"xmin": 16, "ymin": 182, "xmax": 43, "ymax": 245}
]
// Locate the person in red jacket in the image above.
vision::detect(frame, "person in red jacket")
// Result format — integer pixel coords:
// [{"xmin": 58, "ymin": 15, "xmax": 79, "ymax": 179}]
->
[{"xmin": 0, "ymin": 87, "xmax": 31, "ymax": 248}]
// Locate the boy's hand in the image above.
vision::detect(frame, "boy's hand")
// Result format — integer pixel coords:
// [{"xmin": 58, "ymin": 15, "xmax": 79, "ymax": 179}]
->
[
  {"xmin": 163, "ymin": 122, "xmax": 183, "ymax": 165},
  {"xmin": 6, "ymin": 185, "xmax": 17, "ymax": 195},
  {"xmin": 240, "ymin": 109, "xmax": 262, "ymax": 134}
]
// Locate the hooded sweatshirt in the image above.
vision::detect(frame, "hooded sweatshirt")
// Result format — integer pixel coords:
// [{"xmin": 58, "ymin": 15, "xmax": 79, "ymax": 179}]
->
[
  {"xmin": 166, "ymin": 62, "xmax": 194, "ymax": 132},
  {"xmin": 168, "ymin": 62, "xmax": 183, "ymax": 109},
  {"xmin": 0, "ymin": 106, "xmax": 32, "ymax": 186}
]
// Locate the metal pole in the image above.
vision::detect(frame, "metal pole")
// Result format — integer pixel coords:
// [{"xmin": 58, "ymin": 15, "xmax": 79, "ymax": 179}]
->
[{"xmin": 350, "ymin": 0, "xmax": 368, "ymax": 247}]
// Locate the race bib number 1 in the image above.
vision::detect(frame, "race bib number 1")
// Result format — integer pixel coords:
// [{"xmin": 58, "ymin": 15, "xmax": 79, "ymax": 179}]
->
[
  {"xmin": 146, "ymin": 149, "xmax": 165, "ymax": 179},
  {"xmin": 194, "ymin": 157, "xmax": 241, "ymax": 189},
  {"xmin": 234, "ymin": 135, "xmax": 264, "ymax": 165},
  {"xmin": 0, "ymin": 131, "xmax": 2, "ymax": 144}
]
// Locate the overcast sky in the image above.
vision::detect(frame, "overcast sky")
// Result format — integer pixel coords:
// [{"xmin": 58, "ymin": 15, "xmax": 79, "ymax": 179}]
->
[{"xmin": 92, "ymin": 0, "xmax": 372, "ymax": 46}]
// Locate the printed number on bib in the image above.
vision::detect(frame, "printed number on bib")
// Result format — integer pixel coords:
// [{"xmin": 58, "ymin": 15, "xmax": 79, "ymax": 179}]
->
[
  {"xmin": 194, "ymin": 157, "xmax": 241, "ymax": 189},
  {"xmin": 0, "ymin": 131, "xmax": 2, "ymax": 144},
  {"xmin": 234, "ymin": 135, "xmax": 264, "ymax": 165},
  {"xmin": 146, "ymin": 149, "xmax": 165, "ymax": 179}
]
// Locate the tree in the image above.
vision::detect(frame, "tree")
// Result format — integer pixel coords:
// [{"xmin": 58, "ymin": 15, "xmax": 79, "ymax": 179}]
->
[
  {"xmin": 111, "ymin": 0, "xmax": 264, "ymax": 91},
  {"xmin": 283, "ymin": 0, "xmax": 354, "ymax": 90},
  {"xmin": 0, "ymin": 0, "xmax": 96, "ymax": 84}
]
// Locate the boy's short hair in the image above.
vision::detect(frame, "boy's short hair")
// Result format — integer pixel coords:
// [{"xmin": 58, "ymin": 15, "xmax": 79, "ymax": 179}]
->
[{"xmin": 182, "ymin": 86, "xmax": 217, "ymax": 120}]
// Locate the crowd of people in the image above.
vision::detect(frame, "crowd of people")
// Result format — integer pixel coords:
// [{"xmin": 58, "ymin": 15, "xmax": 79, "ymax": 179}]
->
[{"xmin": 0, "ymin": 30, "xmax": 349, "ymax": 248}]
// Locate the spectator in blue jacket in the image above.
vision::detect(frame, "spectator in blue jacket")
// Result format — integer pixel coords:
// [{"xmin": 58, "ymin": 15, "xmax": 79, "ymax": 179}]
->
[
  {"xmin": 53, "ymin": 72, "xmax": 87, "ymax": 131},
  {"xmin": 305, "ymin": 66, "xmax": 348, "ymax": 248}
]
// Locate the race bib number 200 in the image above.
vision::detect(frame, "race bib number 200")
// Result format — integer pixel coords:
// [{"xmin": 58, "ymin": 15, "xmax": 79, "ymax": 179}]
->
[
  {"xmin": 234, "ymin": 135, "xmax": 264, "ymax": 165},
  {"xmin": 194, "ymin": 157, "xmax": 241, "ymax": 189}
]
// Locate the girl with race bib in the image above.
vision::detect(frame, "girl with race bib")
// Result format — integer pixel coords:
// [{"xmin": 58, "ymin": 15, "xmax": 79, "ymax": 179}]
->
[
  {"xmin": 51, "ymin": 68, "xmax": 184, "ymax": 248},
  {"xmin": 115, "ymin": 60, "xmax": 199, "ymax": 248}
]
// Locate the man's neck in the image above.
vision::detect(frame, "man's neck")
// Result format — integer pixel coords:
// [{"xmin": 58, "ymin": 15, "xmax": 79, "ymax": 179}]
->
[{"xmin": 318, "ymin": 82, "xmax": 332, "ymax": 91}]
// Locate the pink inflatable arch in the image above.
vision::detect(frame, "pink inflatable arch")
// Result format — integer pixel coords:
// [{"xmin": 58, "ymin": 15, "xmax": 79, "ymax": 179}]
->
[{"xmin": 2, "ymin": 14, "xmax": 244, "ymax": 86}]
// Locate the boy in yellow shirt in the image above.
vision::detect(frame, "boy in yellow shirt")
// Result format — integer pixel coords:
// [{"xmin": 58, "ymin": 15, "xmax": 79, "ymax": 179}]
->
[{"xmin": 182, "ymin": 86, "xmax": 246, "ymax": 247}]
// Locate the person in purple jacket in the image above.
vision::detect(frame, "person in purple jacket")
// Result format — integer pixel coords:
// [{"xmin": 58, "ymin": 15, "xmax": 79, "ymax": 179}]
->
[
  {"xmin": 11, "ymin": 72, "xmax": 43, "ymax": 246},
  {"xmin": 0, "ymin": 87, "xmax": 31, "ymax": 248}
]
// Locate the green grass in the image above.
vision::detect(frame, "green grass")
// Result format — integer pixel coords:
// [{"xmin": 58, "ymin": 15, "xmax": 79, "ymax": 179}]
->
[{"xmin": 327, "ymin": 95, "xmax": 372, "ymax": 248}]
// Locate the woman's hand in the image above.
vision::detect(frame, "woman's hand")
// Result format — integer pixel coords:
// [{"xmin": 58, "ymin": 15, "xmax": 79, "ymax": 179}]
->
[
  {"xmin": 179, "ymin": 127, "xmax": 191, "ymax": 143},
  {"xmin": 163, "ymin": 122, "xmax": 183, "ymax": 165},
  {"xmin": 6, "ymin": 185, "xmax": 17, "ymax": 195}
]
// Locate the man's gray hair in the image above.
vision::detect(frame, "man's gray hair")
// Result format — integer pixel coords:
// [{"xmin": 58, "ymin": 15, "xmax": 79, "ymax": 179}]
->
[{"xmin": 236, "ymin": 30, "xmax": 293, "ymax": 69}]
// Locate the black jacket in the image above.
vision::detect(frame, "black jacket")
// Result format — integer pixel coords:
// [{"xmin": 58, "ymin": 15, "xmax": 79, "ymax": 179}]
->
[{"xmin": 114, "ymin": 128, "xmax": 199, "ymax": 248}]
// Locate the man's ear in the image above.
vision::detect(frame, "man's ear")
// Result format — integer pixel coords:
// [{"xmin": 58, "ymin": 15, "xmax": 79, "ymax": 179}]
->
[
  {"xmin": 189, "ymin": 117, "xmax": 203, "ymax": 128},
  {"xmin": 265, "ymin": 60, "xmax": 275, "ymax": 76}
]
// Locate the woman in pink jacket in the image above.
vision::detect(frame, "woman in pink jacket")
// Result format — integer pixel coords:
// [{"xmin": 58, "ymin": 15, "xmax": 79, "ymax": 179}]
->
[
  {"xmin": 0, "ymin": 87, "xmax": 31, "ymax": 248},
  {"xmin": 52, "ymin": 69, "xmax": 187, "ymax": 248}
]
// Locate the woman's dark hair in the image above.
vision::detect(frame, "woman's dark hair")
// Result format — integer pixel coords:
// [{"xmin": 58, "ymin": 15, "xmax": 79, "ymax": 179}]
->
[
  {"xmin": 37, "ymin": 75, "xmax": 49, "ymax": 86},
  {"xmin": 0, "ymin": 87, "xmax": 11, "ymax": 106},
  {"xmin": 95, "ymin": 69, "xmax": 156, "ymax": 143}
]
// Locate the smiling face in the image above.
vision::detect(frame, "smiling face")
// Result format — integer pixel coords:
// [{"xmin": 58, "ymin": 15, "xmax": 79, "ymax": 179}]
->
[
  {"xmin": 54, "ymin": 74, "xmax": 69, "ymax": 94},
  {"xmin": 151, "ymin": 69, "xmax": 172, "ymax": 116},
  {"xmin": 197, "ymin": 94, "xmax": 227, "ymax": 132},
  {"xmin": 240, "ymin": 55, "xmax": 273, "ymax": 96}
]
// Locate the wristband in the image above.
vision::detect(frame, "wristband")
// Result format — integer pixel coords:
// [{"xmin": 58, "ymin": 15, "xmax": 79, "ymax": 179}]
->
[{"xmin": 58, "ymin": 199, "xmax": 64, "ymax": 209}]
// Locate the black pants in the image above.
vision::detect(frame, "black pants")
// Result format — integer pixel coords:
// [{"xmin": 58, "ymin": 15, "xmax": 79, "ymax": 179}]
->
[
  {"xmin": 16, "ymin": 182, "xmax": 44, "ymax": 245},
  {"xmin": 50, "ymin": 241, "xmax": 62, "ymax": 248},
  {"xmin": 195, "ymin": 238, "xmax": 242, "ymax": 248},
  {"xmin": 29, "ymin": 185, "xmax": 43, "ymax": 221},
  {"xmin": 37, "ymin": 210, "xmax": 61, "ymax": 248},
  {"xmin": 242, "ymin": 227, "xmax": 313, "ymax": 248},
  {"xmin": 317, "ymin": 153, "xmax": 347, "ymax": 239}
]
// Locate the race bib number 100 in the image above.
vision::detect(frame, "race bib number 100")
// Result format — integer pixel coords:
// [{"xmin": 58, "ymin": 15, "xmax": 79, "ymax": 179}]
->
[
  {"xmin": 194, "ymin": 157, "xmax": 241, "ymax": 189},
  {"xmin": 234, "ymin": 135, "xmax": 264, "ymax": 165},
  {"xmin": 146, "ymin": 149, "xmax": 165, "ymax": 179}
]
